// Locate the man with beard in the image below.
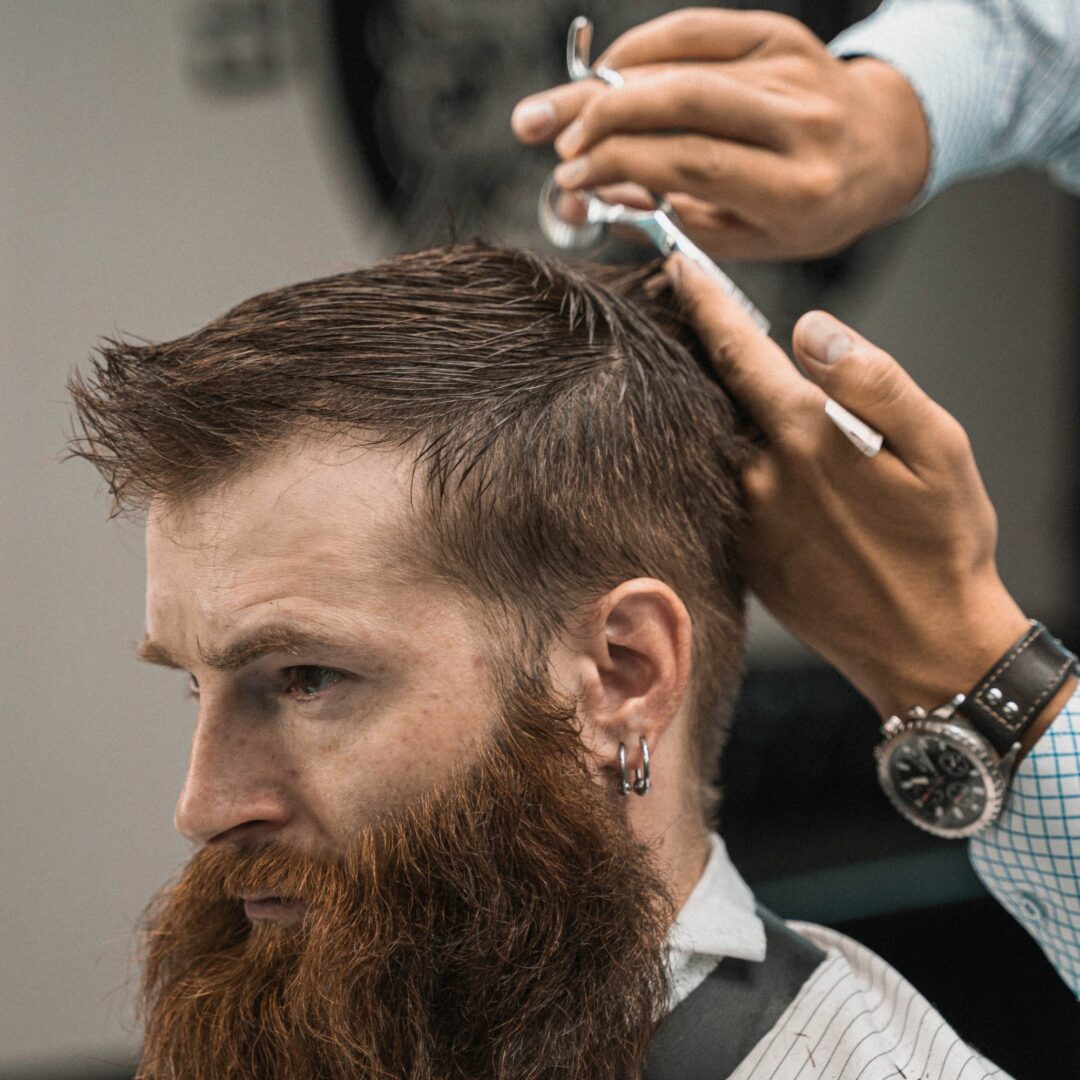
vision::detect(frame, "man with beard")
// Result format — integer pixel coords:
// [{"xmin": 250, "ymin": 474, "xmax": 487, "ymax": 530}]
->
[{"xmin": 69, "ymin": 242, "xmax": 1059, "ymax": 1079}]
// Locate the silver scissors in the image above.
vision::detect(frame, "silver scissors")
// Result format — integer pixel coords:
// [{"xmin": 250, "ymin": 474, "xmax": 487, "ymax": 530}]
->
[
  {"xmin": 536, "ymin": 16, "xmax": 883, "ymax": 458},
  {"xmin": 538, "ymin": 177, "xmax": 772, "ymax": 336}
]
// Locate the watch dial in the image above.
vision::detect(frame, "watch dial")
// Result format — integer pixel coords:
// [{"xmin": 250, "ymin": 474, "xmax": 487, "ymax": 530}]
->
[{"xmin": 888, "ymin": 732, "xmax": 990, "ymax": 830}]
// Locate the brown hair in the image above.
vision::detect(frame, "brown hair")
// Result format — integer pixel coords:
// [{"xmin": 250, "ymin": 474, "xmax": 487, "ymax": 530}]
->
[{"xmin": 69, "ymin": 241, "xmax": 753, "ymax": 813}]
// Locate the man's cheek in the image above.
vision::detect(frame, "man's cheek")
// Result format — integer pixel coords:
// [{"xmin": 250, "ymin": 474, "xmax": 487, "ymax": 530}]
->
[{"xmin": 299, "ymin": 729, "xmax": 447, "ymax": 835}]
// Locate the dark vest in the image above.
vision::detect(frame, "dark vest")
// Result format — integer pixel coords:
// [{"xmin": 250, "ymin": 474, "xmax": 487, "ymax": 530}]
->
[{"xmin": 643, "ymin": 907, "xmax": 827, "ymax": 1080}]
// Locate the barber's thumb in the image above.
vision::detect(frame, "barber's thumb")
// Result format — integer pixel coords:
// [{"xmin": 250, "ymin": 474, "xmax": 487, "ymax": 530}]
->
[
  {"xmin": 793, "ymin": 310, "xmax": 860, "ymax": 368},
  {"xmin": 793, "ymin": 310, "xmax": 904, "ymax": 394},
  {"xmin": 793, "ymin": 310, "xmax": 924, "ymax": 432}
]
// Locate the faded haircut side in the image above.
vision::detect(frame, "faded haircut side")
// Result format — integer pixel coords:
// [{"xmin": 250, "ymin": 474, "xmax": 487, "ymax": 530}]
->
[{"xmin": 68, "ymin": 241, "xmax": 754, "ymax": 818}]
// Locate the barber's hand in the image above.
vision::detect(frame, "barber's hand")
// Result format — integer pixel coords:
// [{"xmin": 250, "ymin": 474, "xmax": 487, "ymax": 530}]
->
[
  {"xmin": 512, "ymin": 8, "xmax": 929, "ymax": 260},
  {"xmin": 665, "ymin": 254, "xmax": 1033, "ymax": 722}
]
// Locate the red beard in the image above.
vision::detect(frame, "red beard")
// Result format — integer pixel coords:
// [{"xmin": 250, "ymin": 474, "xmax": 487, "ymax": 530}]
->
[{"xmin": 136, "ymin": 673, "xmax": 674, "ymax": 1079}]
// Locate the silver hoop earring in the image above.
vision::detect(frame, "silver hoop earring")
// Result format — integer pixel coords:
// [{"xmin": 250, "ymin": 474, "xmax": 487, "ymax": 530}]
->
[
  {"xmin": 633, "ymin": 736, "xmax": 651, "ymax": 795},
  {"xmin": 617, "ymin": 741, "xmax": 632, "ymax": 795},
  {"xmin": 617, "ymin": 737, "xmax": 651, "ymax": 796}
]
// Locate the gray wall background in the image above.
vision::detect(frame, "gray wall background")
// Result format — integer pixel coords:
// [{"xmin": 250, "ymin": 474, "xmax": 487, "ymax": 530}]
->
[{"xmin": 2, "ymin": 0, "xmax": 1076, "ymax": 1071}]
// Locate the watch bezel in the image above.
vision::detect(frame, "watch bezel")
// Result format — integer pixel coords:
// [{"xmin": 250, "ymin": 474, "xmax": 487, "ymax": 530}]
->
[{"xmin": 875, "ymin": 718, "xmax": 1007, "ymax": 838}]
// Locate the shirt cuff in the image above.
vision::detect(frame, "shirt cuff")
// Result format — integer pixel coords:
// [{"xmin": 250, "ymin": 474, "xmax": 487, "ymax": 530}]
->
[
  {"xmin": 830, "ymin": 0, "xmax": 1009, "ymax": 207},
  {"xmin": 969, "ymin": 685, "xmax": 1080, "ymax": 997}
]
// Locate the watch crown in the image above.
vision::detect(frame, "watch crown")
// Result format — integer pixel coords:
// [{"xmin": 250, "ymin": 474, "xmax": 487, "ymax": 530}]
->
[{"xmin": 882, "ymin": 715, "xmax": 905, "ymax": 737}]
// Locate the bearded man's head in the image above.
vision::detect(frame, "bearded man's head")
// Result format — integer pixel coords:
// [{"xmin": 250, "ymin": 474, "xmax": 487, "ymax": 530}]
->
[{"xmin": 68, "ymin": 242, "xmax": 753, "ymax": 1080}]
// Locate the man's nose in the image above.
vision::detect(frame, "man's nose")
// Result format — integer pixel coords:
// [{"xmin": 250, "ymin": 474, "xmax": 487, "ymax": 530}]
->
[{"xmin": 174, "ymin": 708, "xmax": 291, "ymax": 845}]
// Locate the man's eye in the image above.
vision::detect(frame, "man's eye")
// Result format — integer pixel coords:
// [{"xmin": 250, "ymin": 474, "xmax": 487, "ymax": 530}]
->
[{"xmin": 284, "ymin": 665, "xmax": 342, "ymax": 699}]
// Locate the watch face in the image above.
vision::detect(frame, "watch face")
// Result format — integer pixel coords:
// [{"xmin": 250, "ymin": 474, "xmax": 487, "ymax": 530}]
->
[{"xmin": 876, "ymin": 721, "xmax": 1005, "ymax": 838}]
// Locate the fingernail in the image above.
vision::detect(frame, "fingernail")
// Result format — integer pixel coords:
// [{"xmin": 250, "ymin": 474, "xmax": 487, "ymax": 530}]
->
[
  {"xmin": 511, "ymin": 99, "xmax": 556, "ymax": 139},
  {"xmin": 556, "ymin": 119, "xmax": 585, "ymax": 158},
  {"xmin": 800, "ymin": 311, "xmax": 853, "ymax": 364},
  {"xmin": 553, "ymin": 157, "xmax": 588, "ymax": 188}
]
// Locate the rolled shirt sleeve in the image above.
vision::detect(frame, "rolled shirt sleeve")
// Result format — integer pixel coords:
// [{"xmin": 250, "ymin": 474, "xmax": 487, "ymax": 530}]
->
[
  {"xmin": 829, "ymin": 0, "xmax": 1080, "ymax": 203},
  {"xmin": 969, "ymin": 686, "xmax": 1080, "ymax": 997}
]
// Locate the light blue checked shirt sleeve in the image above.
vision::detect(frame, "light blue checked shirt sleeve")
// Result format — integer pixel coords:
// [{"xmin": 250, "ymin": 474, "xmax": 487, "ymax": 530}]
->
[
  {"xmin": 969, "ymin": 685, "xmax": 1080, "ymax": 997},
  {"xmin": 830, "ymin": 0, "xmax": 1080, "ymax": 202}
]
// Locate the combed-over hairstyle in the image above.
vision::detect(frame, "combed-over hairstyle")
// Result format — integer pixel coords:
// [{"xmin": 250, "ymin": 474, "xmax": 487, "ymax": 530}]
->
[{"xmin": 69, "ymin": 241, "xmax": 753, "ymax": 814}]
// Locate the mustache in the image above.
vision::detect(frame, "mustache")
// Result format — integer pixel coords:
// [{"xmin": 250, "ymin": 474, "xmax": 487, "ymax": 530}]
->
[{"xmin": 198, "ymin": 841, "xmax": 336, "ymax": 906}]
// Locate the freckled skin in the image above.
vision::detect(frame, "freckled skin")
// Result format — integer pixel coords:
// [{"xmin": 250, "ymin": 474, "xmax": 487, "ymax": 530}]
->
[{"xmin": 146, "ymin": 438, "xmax": 503, "ymax": 852}]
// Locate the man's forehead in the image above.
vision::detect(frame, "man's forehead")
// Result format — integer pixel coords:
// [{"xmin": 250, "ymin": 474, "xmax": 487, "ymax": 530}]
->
[
  {"xmin": 141, "ymin": 437, "xmax": 453, "ymax": 669},
  {"xmin": 147, "ymin": 436, "xmax": 420, "ymax": 571}
]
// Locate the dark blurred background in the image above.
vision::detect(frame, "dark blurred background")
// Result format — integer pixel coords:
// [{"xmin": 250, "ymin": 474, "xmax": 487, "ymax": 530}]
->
[{"xmin": 2, "ymin": 1, "xmax": 1076, "ymax": 1077}]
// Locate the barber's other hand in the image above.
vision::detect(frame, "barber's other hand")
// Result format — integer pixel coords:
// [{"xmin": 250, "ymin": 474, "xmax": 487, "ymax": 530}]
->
[
  {"xmin": 666, "ymin": 254, "xmax": 1031, "ymax": 721},
  {"xmin": 512, "ymin": 8, "xmax": 929, "ymax": 260}
]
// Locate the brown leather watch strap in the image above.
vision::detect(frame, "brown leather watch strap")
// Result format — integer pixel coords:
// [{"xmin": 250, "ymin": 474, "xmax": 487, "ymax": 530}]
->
[{"xmin": 958, "ymin": 621, "xmax": 1079, "ymax": 755}]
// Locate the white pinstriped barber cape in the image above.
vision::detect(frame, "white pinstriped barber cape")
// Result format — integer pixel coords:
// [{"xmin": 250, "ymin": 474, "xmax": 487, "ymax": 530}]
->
[{"xmin": 667, "ymin": 834, "xmax": 1009, "ymax": 1079}]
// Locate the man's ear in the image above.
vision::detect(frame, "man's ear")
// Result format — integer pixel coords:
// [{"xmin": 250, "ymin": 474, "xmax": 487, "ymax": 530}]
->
[{"xmin": 560, "ymin": 578, "xmax": 693, "ymax": 775}]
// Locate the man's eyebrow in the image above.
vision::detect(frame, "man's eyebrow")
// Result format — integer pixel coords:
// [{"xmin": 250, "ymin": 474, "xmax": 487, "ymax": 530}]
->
[
  {"xmin": 135, "ymin": 638, "xmax": 182, "ymax": 669},
  {"xmin": 135, "ymin": 624, "xmax": 345, "ymax": 673}
]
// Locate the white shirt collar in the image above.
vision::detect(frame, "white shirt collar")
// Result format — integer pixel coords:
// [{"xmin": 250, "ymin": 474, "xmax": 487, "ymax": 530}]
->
[
  {"xmin": 665, "ymin": 832, "xmax": 766, "ymax": 1007},
  {"xmin": 669, "ymin": 832, "xmax": 765, "ymax": 961}
]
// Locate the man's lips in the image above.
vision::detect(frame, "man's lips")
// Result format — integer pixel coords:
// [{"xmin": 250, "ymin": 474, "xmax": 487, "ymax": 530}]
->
[{"xmin": 241, "ymin": 893, "xmax": 305, "ymax": 923}]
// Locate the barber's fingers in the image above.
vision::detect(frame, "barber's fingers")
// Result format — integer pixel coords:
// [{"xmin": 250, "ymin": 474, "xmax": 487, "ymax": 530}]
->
[
  {"xmin": 597, "ymin": 8, "xmax": 784, "ymax": 68},
  {"xmin": 592, "ymin": 182, "xmax": 655, "ymax": 209},
  {"xmin": 554, "ymin": 133, "xmax": 786, "ymax": 223},
  {"xmin": 512, "ymin": 59, "xmax": 756, "ymax": 145},
  {"xmin": 513, "ymin": 64, "xmax": 696, "ymax": 144},
  {"xmin": 512, "ymin": 80, "xmax": 601, "ymax": 143},
  {"xmin": 793, "ymin": 311, "xmax": 968, "ymax": 473},
  {"xmin": 553, "ymin": 68, "xmax": 786, "ymax": 159},
  {"xmin": 513, "ymin": 8, "xmax": 816, "ymax": 145},
  {"xmin": 667, "ymin": 255, "xmax": 821, "ymax": 442}
]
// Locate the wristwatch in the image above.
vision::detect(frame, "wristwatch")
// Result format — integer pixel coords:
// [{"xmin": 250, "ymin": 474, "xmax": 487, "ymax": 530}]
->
[{"xmin": 875, "ymin": 621, "xmax": 1078, "ymax": 838}]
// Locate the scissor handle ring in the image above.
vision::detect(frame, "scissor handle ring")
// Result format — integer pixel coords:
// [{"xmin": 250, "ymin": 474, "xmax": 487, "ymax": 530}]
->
[{"xmin": 538, "ymin": 175, "xmax": 606, "ymax": 251}]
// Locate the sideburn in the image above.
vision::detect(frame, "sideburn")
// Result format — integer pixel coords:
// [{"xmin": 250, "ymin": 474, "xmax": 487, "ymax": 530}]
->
[{"xmin": 137, "ymin": 672, "xmax": 675, "ymax": 1080}]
